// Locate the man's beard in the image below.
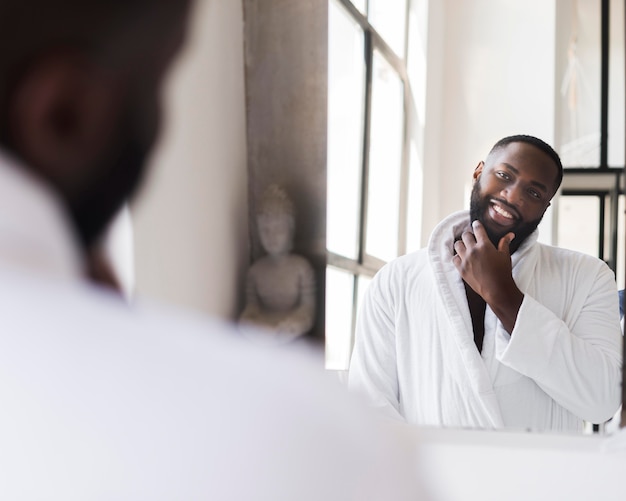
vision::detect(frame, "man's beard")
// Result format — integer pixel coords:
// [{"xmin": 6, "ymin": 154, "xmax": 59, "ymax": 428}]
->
[
  {"xmin": 68, "ymin": 99, "xmax": 158, "ymax": 250},
  {"xmin": 68, "ymin": 136, "xmax": 148, "ymax": 250},
  {"xmin": 469, "ymin": 182, "xmax": 542, "ymax": 251}
]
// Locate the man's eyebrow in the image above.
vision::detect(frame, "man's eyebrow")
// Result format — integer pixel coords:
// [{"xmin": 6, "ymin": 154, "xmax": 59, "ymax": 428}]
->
[{"xmin": 500, "ymin": 162, "xmax": 549, "ymax": 193}]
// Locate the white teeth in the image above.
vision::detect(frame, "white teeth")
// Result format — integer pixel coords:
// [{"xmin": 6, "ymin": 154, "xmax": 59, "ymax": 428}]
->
[{"xmin": 492, "ymin": 204, "xmax": 513, "ymax": 219}]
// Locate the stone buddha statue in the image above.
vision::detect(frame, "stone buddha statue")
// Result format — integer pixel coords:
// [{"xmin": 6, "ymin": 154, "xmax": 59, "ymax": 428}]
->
[{"xmin": 238, "ymin": 184, "xmax": 316, "ymax": 343}]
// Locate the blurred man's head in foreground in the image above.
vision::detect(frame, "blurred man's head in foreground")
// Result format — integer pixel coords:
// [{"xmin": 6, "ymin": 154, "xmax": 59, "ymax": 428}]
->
[{"xmin": 0, "ymin": 0, "xmax": 192, "ymax": 249}]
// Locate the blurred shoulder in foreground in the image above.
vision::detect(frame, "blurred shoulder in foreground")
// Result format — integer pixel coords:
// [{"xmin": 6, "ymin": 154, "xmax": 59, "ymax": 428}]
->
[{"xmin": 0, "ymin": 1, "xmax": 425, "ymax": 498}]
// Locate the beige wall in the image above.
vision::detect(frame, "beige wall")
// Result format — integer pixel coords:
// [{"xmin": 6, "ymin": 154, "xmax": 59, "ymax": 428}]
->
[{"xmin": 131, "ymin": 0, "xmax": 249, "ymax": 319}]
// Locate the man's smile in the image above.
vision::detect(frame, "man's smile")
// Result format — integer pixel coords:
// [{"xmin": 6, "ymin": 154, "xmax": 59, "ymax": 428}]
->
[{"xmin": 487, "ymin": 199, "xmax": 520, "ymax": 227}]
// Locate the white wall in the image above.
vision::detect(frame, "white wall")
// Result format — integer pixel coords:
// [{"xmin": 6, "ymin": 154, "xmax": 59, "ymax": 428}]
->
[
  {"xmin": 130, "ymin": 0, "xmax": 249, "ymax": 319},
  {"xmin": 422, "ymin": 0, "xmax": 557, "ymax": 244}
]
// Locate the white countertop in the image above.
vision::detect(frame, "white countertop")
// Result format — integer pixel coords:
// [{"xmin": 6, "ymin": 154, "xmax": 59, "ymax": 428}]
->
[{"xmin": 407, "ymin": 426, "xmax": 626, "ymax": 501}]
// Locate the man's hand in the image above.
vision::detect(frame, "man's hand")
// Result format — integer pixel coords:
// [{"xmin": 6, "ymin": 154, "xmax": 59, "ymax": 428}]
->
[
  {"xmin": 452, "ymin": 220, "xmax": 514, "ymax": 300},
  {"xmin": 452, "ymin": 220, "xmax": 524, "ymax": 333}
]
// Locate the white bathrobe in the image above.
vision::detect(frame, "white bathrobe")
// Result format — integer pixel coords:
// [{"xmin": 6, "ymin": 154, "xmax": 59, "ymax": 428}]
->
[{"xmin": 349, "ymin": 210, "xmax": 623, "ymax": 432}]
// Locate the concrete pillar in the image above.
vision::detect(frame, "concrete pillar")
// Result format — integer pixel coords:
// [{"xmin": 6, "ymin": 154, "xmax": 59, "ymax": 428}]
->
[{"xmin": 242, "ymin": 0, "xmax": 328, "ymax": 343}]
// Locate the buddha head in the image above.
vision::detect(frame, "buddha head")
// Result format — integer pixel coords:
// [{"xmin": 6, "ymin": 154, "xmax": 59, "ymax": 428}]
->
[{"xmin": 257, "ymin": 184, "xmax": 295, "ymax": 257}]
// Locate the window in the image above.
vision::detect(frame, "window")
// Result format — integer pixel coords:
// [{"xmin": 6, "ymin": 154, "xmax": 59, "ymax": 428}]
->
[
  {"xmin": 557, "ymin": 195, "xmax": 602, "ymax": 258},
  {"xmin": 326, "ymin": 0, "xmax": 422, "ymax": 370},
  {"xmin": 325, "ymin": 0, "xmax": 626, "ymax": 371},
  {"xmin": 556, "ymin": 0, "xmax": 625, "ymax": 289}
]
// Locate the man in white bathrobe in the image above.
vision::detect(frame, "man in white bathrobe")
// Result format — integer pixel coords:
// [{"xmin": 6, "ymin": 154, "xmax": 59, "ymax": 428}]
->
[
  {"xmin": 0, "ymin": 1, "xmax": 423, "ymax": 499},
  {"xmin": 349, "ymin": 134, "xmax": 623, "ymax": 432}
]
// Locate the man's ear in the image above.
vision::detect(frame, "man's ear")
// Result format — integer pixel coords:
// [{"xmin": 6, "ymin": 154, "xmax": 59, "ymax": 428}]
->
[
  {"xmin": 7, "ymin": 51, "xmax": 123, "ymax": 191},
  {"xmin": 472, "ymin": 161, "xmax": 485, "ymax": 182}
]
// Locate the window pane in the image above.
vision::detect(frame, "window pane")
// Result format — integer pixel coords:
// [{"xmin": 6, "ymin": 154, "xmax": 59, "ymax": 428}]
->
[
  {"xmin": 618, "ymin": 195, "xmax": 625, "ymax": 289},
  {"xmin": 369, "ymin": 0, "xmax": 408, "ymax": 57},
  {"xmin": 556, "ymin": 0, "xmax": 601, "ymax": 167},
  {"xmin": 365, "ymin": 51, "xmax": 404, "ymax": 262},
  {"xmin": 356, "ymin": 275, "xmax": 372, "ymax": 319},
  {"xmin": 608, "ymin": 0, "xmax": 625, "ymax": 167},
  {"xmin": 406, "ymin": 140, "xmax": 423, "ymax": 253},
  {"xmin": 325, "ymin": 267, "xmax": 355, "ymax": 370},
  {"xmin": 603, "ymin": 196, "xmax": 611, "ymax": 261},
  {"xmin": 557, "ymin": 196, "xmax": 600, "ymax": 257},
  {"xmin": 327, "ymin": 0, "xmax": 366, "ymax": 259}
]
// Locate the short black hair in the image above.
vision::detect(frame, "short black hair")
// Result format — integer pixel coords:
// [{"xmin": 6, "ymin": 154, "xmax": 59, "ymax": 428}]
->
[
  {"xmin": 488, "ymin": 134, "xmax": 563, "ymax": 190},
  {"xmin": 0, "ymin": 0, "xmax": 190, "ymax": 139}
]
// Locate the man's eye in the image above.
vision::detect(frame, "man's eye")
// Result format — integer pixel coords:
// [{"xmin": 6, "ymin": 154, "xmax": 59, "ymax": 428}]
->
[
  {"xmin": 528, "ymin": 189, "xmax": 541, "ymax": 199},
  {"xmin": 496, "ymin": 171, "xmax": 510, "ymax": 180}
]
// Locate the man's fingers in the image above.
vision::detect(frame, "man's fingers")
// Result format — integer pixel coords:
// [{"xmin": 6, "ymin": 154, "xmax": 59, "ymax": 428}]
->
[
  {"xmin": 453, "ymin": 239, "xmax": 466, "ymax": 257},
  {"xmin": 498, "ymin": 232, "xmax": 515, "ymax": 253},
  {"xmin": 471, "ymin": 219, "xmax": 490, "ymax": 243},
  {"xmin": 461, "ymin": 230, "xmax": 476, "ymax": 247},
  {"xmin": 452, "ymin": 253, "xmax": 462, "ymax": 270}
]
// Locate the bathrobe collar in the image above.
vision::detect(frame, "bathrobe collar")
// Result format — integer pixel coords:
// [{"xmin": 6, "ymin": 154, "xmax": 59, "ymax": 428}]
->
[{"xmin": 427, "ymin": 210, "xmax": 541, "ymax": 427}]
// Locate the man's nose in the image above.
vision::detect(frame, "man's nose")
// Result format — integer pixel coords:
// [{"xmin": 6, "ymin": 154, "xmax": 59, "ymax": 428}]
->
[{"xmin": 501, "ymin": 183, "xmax": 524, "ymax": 207}]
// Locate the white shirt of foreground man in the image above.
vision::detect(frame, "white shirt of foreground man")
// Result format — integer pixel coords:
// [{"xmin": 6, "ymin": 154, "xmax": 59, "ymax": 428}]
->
[
  {"xmin": 349, "ymin": 136, "xmax": 622, "ymax": 432},
  {"xmin": 0, "ymin": 152, "xmax": 423, "ymax": 500}
]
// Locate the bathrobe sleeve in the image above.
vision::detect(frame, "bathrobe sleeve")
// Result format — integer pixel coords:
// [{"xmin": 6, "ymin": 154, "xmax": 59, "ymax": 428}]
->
[
  {"xmin": 496, "ymin": 260, "xmax": 623, "ymax": 424},
  {"xmin": 348, "ymin": 268, "xmax": 405, "ymax": 422}
]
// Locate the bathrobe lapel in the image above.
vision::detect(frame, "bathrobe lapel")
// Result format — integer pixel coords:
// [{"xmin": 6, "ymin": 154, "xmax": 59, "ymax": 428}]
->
[{"xmin": 427, "ymin": 210, "xmax": 538, "ymax": 428}]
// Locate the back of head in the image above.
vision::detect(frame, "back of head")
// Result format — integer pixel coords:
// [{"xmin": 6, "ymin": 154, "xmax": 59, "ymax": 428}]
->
[
  {"xmin": 488, "ymin": 134, "xmax": 563, "ymax": 191},
  {"xmin": 0, "ymin": 0, "xmax": 191, "ymax": 129},
  {"xmin": 0, "ymin": 0, "xmax": 191, "ymax": 249}
]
